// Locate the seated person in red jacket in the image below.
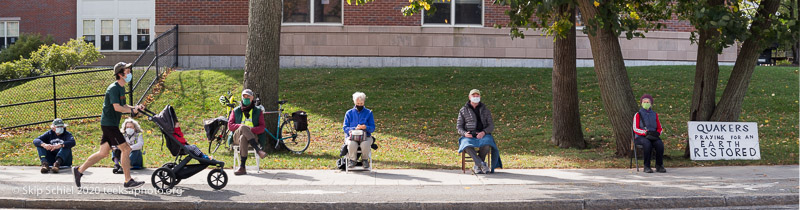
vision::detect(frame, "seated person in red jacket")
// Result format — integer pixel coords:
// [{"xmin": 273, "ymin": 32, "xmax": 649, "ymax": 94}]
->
[{"xmin": 173, "ymin": 121, "xmax": 212, "ymax": 160}]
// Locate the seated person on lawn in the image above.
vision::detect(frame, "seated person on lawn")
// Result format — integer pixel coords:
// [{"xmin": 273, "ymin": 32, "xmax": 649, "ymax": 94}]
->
[
  {"xmin": 34, "ymin": 118, "xmax": 76, "ymax": 174},
  {"xmin": 112, "ymin": 118, "xmax": 145, "ymax": 173},
  {"xmin": 342, "ymin": 92, "xmax": 376, "ymax": 169},
  {"xmin": 457, "ymin": 89, "xmax": 502, "ymax": 174}
]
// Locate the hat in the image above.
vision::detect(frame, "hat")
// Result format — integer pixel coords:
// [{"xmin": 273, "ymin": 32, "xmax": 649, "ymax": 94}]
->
[
  {"xmin": 241, "ymin": 89, "xmax": 254, "ymax": 96},
  {"xmin": 469, "ymin": 89, "xmax": 481, "ymax": 96},
  {"xmin": 113, "ymin": 62, "xmax": 132, "ymax": 75},
  {"xmin": 640, "ymin": 94, "xmax": 654, "ymax": 103},
  {"xmin": 52, "ymin": 118, "xmax": 67, "ymax": 127}
]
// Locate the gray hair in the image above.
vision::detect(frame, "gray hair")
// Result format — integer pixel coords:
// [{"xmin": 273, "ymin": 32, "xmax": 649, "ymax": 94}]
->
[
  {"xmin": 352, "ymin": 92, "xmax": 366, "ymax": 103},
  {"xmin": 120, "ymin": 118, "xmax": 143, "ymax": 133}
]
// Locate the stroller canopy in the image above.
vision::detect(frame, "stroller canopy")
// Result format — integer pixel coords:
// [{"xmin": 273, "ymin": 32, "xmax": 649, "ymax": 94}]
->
[{"xmin": 151, "ymin": 105, "xmax": 178, "ymax": 136}]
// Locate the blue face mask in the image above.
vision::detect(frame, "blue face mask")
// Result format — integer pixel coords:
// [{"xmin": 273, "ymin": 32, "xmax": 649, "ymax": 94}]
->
[
  {"xmin": 55, "ymin": 127, "xmax": 64, "ymax": 135},
  {"xmin": 125, "ymin": 73, "xmax": 132, "ymax": 82}
]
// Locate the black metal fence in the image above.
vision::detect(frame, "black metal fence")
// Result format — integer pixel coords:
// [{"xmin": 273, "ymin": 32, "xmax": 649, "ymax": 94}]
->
[{"xmin": 0, "ymin": 25, "xmax": 179, "ymax": 129}]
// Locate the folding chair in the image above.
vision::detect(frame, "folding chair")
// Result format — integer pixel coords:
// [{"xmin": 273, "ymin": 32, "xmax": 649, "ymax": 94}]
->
[
  {"xmin": 461, "ymin": 147, "xmax": 491, "ymax": 174},
  {"xmin": 629, "ymin": 132, "xmax": 653, "ymax": 172},
  {"xmin": 232, "ymin": 145, "xmax": 260, "ymax": 173}
]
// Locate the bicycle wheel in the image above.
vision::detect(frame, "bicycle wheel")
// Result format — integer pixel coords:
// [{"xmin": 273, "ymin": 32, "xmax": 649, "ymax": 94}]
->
[
  {"xmin": 208, "ymin": 124, "xmax": 226, "ymax": 154},
  {"xmin": 280, "ymin": 119, "xmax": 311, "ymax": 154}
]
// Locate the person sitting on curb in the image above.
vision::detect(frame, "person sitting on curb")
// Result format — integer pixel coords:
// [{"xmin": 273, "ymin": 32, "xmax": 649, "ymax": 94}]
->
[
  {"xmin": 112, "ymin": 118, "xmax": 145, "ymax": 174},
  {"xmin": 34, "ymin": 118, "xmax": 76, "ymax": 173},
  {"xmin": 633, "ymin": 94, "xmax": 666, "ymax": 173},
  {"xmin": 457, "ymin": 89, "xmax": 503, "ymax": 174},
  {"xmin": 228, "ymin": 89, "xmax": 268, "ymax": 175},
  {"xmin": 342, "ymin": 92, "xmax": 376, "ymax": 169}
]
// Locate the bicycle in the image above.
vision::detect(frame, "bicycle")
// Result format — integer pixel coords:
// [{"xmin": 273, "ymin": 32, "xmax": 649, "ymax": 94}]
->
[
  {"xmin": 254, "ymin": 95, "xmax": 311, "ymax": 154},
  {"xmin": 205, "ymin": 91, "xmax": 237, "ymax": 154}
]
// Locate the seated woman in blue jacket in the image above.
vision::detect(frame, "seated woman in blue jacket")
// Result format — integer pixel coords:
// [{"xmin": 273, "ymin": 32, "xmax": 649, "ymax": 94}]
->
[
  {"xmin": 33, "ymin": 119, "xmax": 76, "ymax": 173},
  {"xmin": 342, "ymin": 92, "xmax": 376, "ymax": 169}
]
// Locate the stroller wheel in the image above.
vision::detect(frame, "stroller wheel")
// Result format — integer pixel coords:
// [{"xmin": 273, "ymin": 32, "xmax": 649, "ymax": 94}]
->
[
  {"xmin": 151, "ymin": 167, "xmax": 176, "ymax": 191},
  {"xmin": 207, "ymin": 169, "xmax": 228, "ymax": 190}
]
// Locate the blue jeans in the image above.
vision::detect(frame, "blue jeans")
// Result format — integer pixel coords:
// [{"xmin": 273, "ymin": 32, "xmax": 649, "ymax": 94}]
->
[
  {"xmin": 36, "ymin": 146, "xmax": 72, "ymax": 167},
  {"xmin": 113, "ymin": 149, "xmax": 144, "ymax": 169}
]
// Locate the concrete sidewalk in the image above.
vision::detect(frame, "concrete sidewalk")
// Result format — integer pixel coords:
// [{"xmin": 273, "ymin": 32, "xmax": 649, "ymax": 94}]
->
[{"xmin": 0, "ymin": 165, "xmax": 797, "ymax": 209}]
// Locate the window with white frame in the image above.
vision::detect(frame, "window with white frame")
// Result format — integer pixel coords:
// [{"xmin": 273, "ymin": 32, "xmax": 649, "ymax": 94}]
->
[
  {"xmin": 136, "ymin": 19, "xmax": 150, "ymax": 50},
  {"xmin": 100, "ymin": 20, "xmax": 114, "ymax": 50},
  {"xmin": 0, "ymin": 21, "xmax": 20, "ymax": 49},
  {"xmin": 424, "ymin": 0, "xmax": 482, "ymax": 26},
  {"xmin": 82, "ymin": 20, "xmax": 96, "ymax": 46},
  {"xmin": 282, "ymin": 0, "xmax": 342, "ymax": 24},
  {"xmin": 119, "ymin": 20, "xmax": 132, "ymax": 50}
]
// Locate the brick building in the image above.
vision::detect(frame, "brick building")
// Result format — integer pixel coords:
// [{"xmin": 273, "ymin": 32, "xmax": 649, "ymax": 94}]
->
[
  {"xmin": 0, "ymin": 0, "xmax": 77, "ymax": 48},
  {"xmin": 1, "ymin": 0, "xmax": 737, "ymax": 68}
]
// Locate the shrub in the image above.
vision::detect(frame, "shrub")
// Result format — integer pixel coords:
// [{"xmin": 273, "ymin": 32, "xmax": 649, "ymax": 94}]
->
[
  {"xmin": 0, "ymin": 58, "xmax": 35, "ymax": 81},
  {"xmin": 29, "ymin": 37, "xmax": 104, "ymax": 74},
  {"xmin": 0, "ymin": 34, "xmax": 55, "ymax": 63}
]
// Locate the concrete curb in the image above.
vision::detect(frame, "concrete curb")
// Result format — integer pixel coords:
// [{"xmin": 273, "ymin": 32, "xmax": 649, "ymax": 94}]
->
[{"xmin": 0, "ymin": 194, "xmax": 797, "ymax": 209}]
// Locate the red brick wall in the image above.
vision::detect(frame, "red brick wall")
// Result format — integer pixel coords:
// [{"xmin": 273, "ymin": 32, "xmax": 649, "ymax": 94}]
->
[
  {"xmin": 0, "ymin": 0, "xmax": 76, "ymax": 44},
  {"xmin": 154, "ymin": 0, "xmax": 694, "ymax": 31},
  {"xmin": 156, "ymin": 0, "xmax": 249, "ymax": 25},
  {"xmin": 484, "ymin": 0, "xmax": 510, "ymax": 27},
  {"xmin": 344, "ymin": 0, "xmax": 420, "ymax": 26}
]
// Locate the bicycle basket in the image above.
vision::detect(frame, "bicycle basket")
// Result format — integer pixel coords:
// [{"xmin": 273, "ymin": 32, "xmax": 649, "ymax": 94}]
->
[{"xmin": 292, "ymin": 111, "xmax": 308, "ymax": 131}]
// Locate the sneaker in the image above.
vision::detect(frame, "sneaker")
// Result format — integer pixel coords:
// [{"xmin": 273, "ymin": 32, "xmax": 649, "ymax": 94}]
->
[
  {"xmin": 362, "ymin": 160, "xmax": 370, "ymax": 169},
  {"xmin": 112, "ymin": 164, "xmax": 122, "ymax": 174},
  {"xmin": 480, "ymin": 162, "xmax": 490, "ymax": 174},
  {"xmin": 643, "ymin": 166, "xmax": 653, "ymax": 173},
  {"xmin": 41, "ymin": 161, "xmax": 51, "ymax": 174},
  {"xmin": 124, "ymin": 179, "xmax": 145, "ymax": 188},
  {"xmin": 72, "ymin": 166, "xmax": 83, "ymax": 187},
  {"xmin": 472, "ymin": 165, "xmax": 483, "ymax": 174},
  {"xmin": 347, "ymin": 160, "xmax": 357, "ymax": 168},
  {"xmin": 656, "ymin": 165, "xmax": 667, "ymax": 173}
]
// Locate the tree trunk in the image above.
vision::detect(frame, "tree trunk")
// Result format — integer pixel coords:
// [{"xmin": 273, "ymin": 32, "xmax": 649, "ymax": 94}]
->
[
  {"xmin": 244, "ymin": 0, "xmax": 283, "ymax": 152},
  {"xmin": 793, "ymin": 0, "xmax": 799, "ymax": 65},
  {"xmin": 685, "ymin": 0, "xmax": 723, "ymax": 158},
  {"xmin": 577, "ymin": 0, "xmax": 638, "ymax": 156},
  {"xmin": 551, "ymin": 5, "xmax": 586, "ymax": 149},
  {"xmin": 710, "ymin": 0, "xmax": 781, "ymax": 122}
]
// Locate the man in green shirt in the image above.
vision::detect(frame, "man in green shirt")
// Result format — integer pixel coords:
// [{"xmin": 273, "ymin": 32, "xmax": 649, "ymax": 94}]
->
[{"xmin": 73, "ymin": 62, "xmax": 145, "ymax": 188}]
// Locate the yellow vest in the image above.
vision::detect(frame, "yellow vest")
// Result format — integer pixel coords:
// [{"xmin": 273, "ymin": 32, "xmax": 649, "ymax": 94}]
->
[{"xmin": 244, "ymin": 116, "xmax": 254, "ymax": 127}]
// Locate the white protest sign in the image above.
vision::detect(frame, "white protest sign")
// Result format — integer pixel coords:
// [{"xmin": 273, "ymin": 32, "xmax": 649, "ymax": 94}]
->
[{"xmin": 688, "ymin": 121, "xmax": 760, "ymax": 160}]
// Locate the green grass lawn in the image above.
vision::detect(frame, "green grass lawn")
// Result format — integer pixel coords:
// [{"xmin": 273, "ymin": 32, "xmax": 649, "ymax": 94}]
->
[{"xmin": 0, "ymin": 66, "xmax": 797, "ymax": 169}]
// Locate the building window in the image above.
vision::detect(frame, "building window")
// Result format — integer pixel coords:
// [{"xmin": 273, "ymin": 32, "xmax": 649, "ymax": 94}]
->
[
  {"xmin": 119, "ymin": 20, "xmax": 131, "ymax": 50},
  {"xmin": 0, "ymin": 21, "xmax": 20, "ymax": 49},
  {"xmin": 100, "ymin": 20, "xmax": 114, "ymax": 50},
  {"xmin": 283, "ymin": 0, "xmax": 342, "ymax": 24},
  {"xmin": 83, "ymin": 20, "xmax": 95, "ymax": 46},
  {"xmin": 423, "ymin": 0, "xmax": 482, "ymax": 26},
  {"xmin": 137, "ymin": 19, "xmax": 150, "ymax": 50}
]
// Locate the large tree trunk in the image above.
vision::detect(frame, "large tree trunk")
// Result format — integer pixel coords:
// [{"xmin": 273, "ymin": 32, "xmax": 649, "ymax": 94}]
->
[
  {"xmin": 551, "ymin": 5, "xmax": 586, "ymax": 149},
  {"xmin": 577, "ymin": 0, "xmax": 638, "ymax": 156},
  {"xmin": 794, "ymin": 0, "xmax": 800, "ymax": 65},
  {"xmin": 685, "ymin": 0, "xmax": 723, "ymax": 158},
  {"xmin": 710, "ymin": 0, "xmax": 781, "ymax": 122},
  {"xmin": 244, "ymin": 0, "xmax": 283, "ymax": 152}
]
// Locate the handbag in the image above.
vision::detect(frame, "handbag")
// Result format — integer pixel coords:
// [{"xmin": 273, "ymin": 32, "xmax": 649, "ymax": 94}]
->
[{"xmin": 350, "ymin": 129, "xmax": 366, "ymax": 142}]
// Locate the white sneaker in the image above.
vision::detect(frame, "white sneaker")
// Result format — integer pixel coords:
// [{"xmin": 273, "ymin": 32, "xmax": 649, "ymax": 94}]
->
[{"xmin": 480, "ymin": 162, "xmax": 491, "ymax": 174}]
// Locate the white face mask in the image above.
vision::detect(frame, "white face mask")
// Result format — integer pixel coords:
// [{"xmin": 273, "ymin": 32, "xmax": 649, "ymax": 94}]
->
[
  {"xmin": 55, "ymin": 127, "xmax": 64, "ymax": 134},
  {"xmin": 470, "ymin": 97, "xmax": 481, "ymax": 103},
  {"xmin": 125, "ymin": 128, "xmax": 135, "ymax": 135}
]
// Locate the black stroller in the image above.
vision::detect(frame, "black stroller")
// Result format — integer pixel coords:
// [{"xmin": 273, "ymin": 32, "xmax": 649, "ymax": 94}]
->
[{"xmin": 141, "ymin": 105, "xmax": 228, "ymax": 191}]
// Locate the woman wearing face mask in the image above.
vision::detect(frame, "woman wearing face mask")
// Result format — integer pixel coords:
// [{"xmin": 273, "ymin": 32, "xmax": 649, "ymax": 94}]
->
[
  {"xmin": 342, "ymin": 92, "xmax": 376, "ymax": 169},
  {"xmin": 228, "ymin": 89, "xmax": 268, "ymax": 175},
  {"xmin": 632, "ymin": 94, "xmax": 666, "ymax": 173},
  {"xmin": 112, "ymin": 118, "xmax": 145, "ymax": 173},
  {"xmin": 457, "ymin": 89, "xmax": 503, "ymax": 174}
]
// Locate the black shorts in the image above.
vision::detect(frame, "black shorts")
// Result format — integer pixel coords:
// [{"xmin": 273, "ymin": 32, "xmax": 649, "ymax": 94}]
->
[{"xmin": 101, "ymin": 126, "xmax": 126, "ymax": 146}]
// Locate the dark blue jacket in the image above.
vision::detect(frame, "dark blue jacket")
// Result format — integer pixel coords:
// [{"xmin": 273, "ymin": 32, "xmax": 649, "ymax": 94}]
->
[{"xmin": 33, "ymin": 129, "xmax": 76, "ymax": 148}]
